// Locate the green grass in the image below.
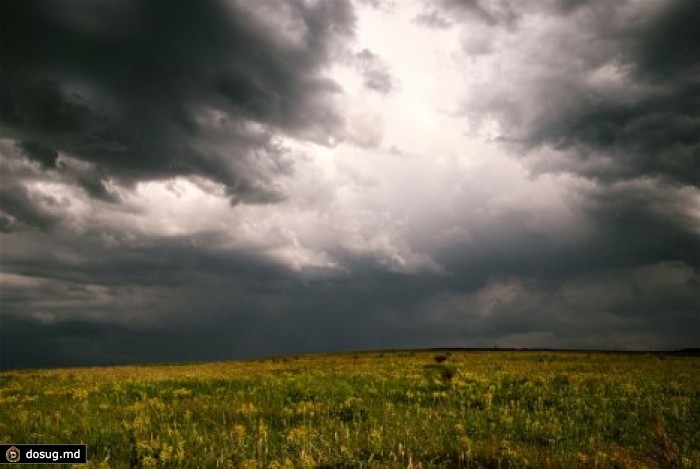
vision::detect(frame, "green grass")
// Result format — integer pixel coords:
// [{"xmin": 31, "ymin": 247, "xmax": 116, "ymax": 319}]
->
[{"xmin": 1, "ymin": 350, "xmax": 699, "ymax": 467}]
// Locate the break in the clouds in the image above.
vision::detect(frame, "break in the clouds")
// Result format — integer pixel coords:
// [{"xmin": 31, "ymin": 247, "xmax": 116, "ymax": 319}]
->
[{"xmin": 1, "ymin": 0, "xmax": 698, "ymax": 369}]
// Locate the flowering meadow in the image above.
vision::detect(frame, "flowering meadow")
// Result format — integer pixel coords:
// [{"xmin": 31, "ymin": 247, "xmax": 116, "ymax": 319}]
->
[{"xmin": 1, "ymin": 350, "xmax": 698, "ymax": 467}]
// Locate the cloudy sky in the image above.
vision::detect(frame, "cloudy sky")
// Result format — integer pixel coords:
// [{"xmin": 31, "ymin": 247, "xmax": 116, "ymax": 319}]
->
[{"xmin": 1, "ymin": 0, "xmax": 698, "ymax": 369}]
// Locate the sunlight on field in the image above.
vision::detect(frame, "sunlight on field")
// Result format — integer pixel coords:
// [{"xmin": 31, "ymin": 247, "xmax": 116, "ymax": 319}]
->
[{"xmin": 1, "ymin": 351, "xmax": 699, "ymax": 467}]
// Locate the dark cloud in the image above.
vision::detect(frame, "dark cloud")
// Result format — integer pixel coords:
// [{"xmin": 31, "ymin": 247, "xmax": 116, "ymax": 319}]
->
[
  {"xmin": 461, "ymin": 0, "xmax": 700, "ymax": 187},
  {"xmin": 0, "ymin": 212, "xmax": 18, "ymax": 233},
  {"xmin": 16, "ymin": 140, "xmax": 59, "ymax": 169},
  {"xmin": 414, "ymin": 11, "xmax": 452, "ymax": 29},
  {"xmin": 0, "ymin": 183, "xmax": 62, "ymax": 232},
  {"xmin": 73, "ymin": 169, "xmax": 121, "ymax": 202},
  {"xmin": 425, "ymin": 181, "xmax": 698, "ymax": 291},
  {"xmin": 551, "ymin": 0, "xmax": 587, "ymax": 16},
  {"xmin": 442, "ymin": 0, "xmax": 498, "ymax": 26},
  {"xmin": 357, "ymin": 0, "xmax": 396, "ymax": 13},
  {"xmin": 354, "ymin": 49, "xmax": 393, "ymax": 94},
  {"xmin": 417, "ymin": 261, "xmax": 700, "ymax": 350},
  {"xmin": 3, "ymin": 233, "xmax": 697, "ymax": 369},
  {"xmin": 633, "ymin": 0, "xmax": 700, "ymax": 81},
  {"xmin": 0, "ymin": 229, "xmax": 290, "ymax": 288},
  {"xmin": 521, "ymin": 82, "xmax": 700, "ymax": 187},
  {"xmin": 582, "ymin": 181, "xmax": 699, "ymax": 271},
  {"xmin": 0, "ymin": 0, "xmax": 355, "ymax": 201},
  {"xmin": 430, "ymin": 0, "xmax": 519, "ymax": 27},
  {"xmin": 0, "ymin": 227, "xmax": 442, "ymax": 369}
]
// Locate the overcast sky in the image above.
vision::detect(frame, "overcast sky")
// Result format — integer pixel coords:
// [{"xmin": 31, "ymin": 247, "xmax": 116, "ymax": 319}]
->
[{"xmin": 1, "ymin": 0, "xmax": 698, "ymax": 369}]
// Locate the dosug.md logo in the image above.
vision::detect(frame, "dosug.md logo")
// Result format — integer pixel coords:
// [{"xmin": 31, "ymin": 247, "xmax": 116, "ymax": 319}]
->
[{"xmin": 6, "ymin": 446, "xmax": 20, "ymax": 463}]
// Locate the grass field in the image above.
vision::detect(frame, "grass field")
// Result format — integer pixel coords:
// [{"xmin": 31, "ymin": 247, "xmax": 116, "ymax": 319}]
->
[{"xmin": 1, "ymin": 350, "xmax": 699, "ymax": 468}]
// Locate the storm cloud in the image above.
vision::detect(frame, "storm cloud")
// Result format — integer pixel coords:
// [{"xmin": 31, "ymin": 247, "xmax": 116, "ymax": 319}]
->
[
  {"xmin": 449, "ymin": 0, "xmax": 700, "ymax": 186},
  {"xmin": 1, "ymin": 0, "xmax": 698, "ymax": 369},
  {"xmin": 1, "ymin": 0, "xmax": 354, "ymax": 202}
]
